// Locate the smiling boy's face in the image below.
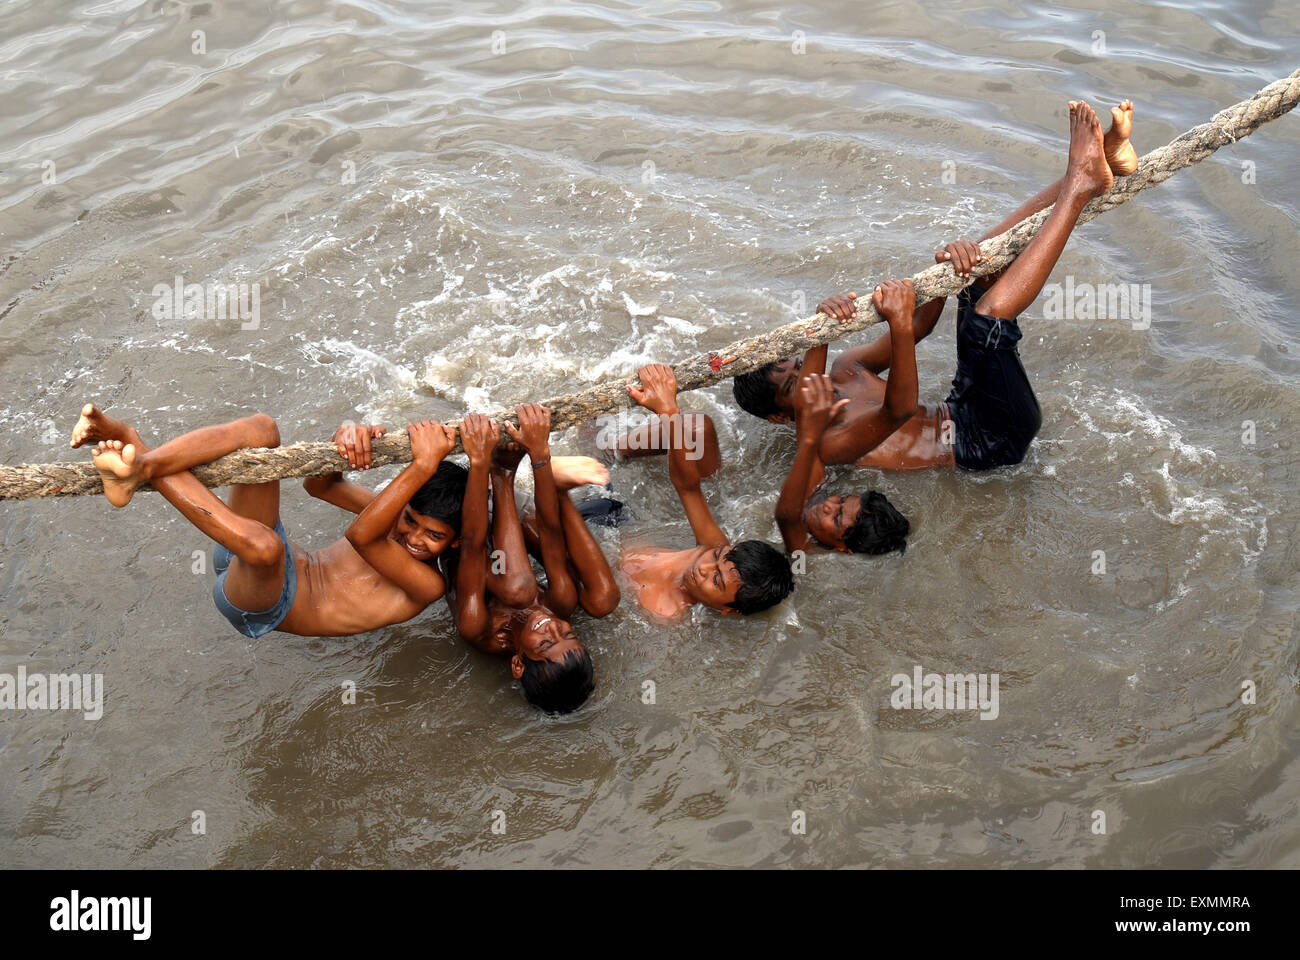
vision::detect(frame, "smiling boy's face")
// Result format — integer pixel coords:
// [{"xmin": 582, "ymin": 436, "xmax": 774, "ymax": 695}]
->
[
  {"xmin": 393, "ymin": 506, "xmax": 458, "ymax": 560},
  {"xmin": 512, "ymin": 610, "xmax": 584, "ymax": 665}
]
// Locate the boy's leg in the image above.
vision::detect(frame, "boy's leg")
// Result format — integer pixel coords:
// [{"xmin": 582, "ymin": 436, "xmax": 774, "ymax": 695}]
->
[
  {"xmin": 944, "ymin": 102, "xmax": 1114, "ymax": 471},
  {"xmin": 73, "ymin": 405, "xmax": 288, "ymax": 612},
  {"xmin": 554, "ymin": 489, "xmax": 620, "ymax": 617},
  {"xmin": 516, "ymin": 459, "xmax": 620, "ymax": 617},
  {"xmin": 974, "ymin": 101, "xmax": 1119, "ymax": 315}
]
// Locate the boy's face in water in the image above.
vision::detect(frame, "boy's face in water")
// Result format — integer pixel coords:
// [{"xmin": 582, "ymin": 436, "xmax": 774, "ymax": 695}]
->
[
  {"xmin": 803, "ymin": 493, "xmax": 862, "ymax": 553},
  {"xmin": 682, "ymin": 545, "xmax": 743, "ymax": 613},
  {"xmin": 509, "ymin": 609, "xmax": 585, "ymax": 677},
  {"xmin": 392, "ymin": 506, "xmax": 458, "ymax": 561}
]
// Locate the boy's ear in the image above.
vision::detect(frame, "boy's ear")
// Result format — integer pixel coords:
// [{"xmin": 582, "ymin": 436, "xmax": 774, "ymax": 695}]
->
[
  {"xmin": 768, "ymin": 413, "xmax": 791, "ymax": 425},
  {"xmin": 451, "ymin": 535, "xmax": 461, "ymax": 550},
  {"xmin": 510, "ymin": 654, "xmax": 524, "ymax": 679}
]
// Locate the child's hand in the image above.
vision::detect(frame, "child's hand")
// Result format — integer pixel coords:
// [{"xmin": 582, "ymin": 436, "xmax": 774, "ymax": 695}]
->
[
  {"xmin": 817, "ymin": 292, "xmax": 858, "ymax": 323},
  {"xmin": 333, "ymin": 421, "xmax": 386, "ymax": 470},
  {"xmin": 626, "ymin": 364, "xmax": 679, "ymax": 416},
  {"xmin": 936, "ymin": 238, "xmax": 985, "ymax": 278},
  {"xmin": 408, "ymin": 420, "xmax": 456, "ymax": 468},
  {"xmin": 794, "ymin": 373, "xmax": 848, "ymax": 437},
  {"xmin": 504, "ymin": 403, "xmax": 552, "ymax": 462},
  {"xmin": 460, "ymin": 413, "xmax": 498, "ymax": 467},
  {"xmin": 873, "ymin": 279, "xmax": 915, "ymax": 329}
]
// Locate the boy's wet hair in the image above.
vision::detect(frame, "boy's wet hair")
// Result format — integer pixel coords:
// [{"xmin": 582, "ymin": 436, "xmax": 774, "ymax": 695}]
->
[
  {"xmin": 409, "ymin": 460, "xmax": 469, "ymax": 532},
  {"xmin": 520, "ymin": 648, "xmax": 595, "ymax": 714},
  {"xmin": 731, "ymin": 362, "xmax": 783, "ymax": 419},
  {"xmin": 843, "ymin": 491, "xmax": 909, "ymax": 555},
  {"xmin": 724, "ymin": 540, "xmax": 794, "ymax": 614}
]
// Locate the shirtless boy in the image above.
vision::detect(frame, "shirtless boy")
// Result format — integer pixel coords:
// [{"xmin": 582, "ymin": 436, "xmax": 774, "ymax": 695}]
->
[
  {"xmin": 736, "ymin": 100, "xmax": 1137, "ymax": 552},
  {"xmin": 70, "ymin": 405, "xmax": 466, "ymax": 637},
  {"xmin": 446, "ymin": 405, "xmax": 619, "ymax": 714},
  {"xmin": 621, "ymin": 364, "xmax": 793, "ymax": 618}
]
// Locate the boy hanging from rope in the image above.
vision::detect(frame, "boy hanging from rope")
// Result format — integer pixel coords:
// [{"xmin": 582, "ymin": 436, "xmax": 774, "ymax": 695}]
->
[
  {"xmin": 620, "ymin": 364, "xmax": 794, "ymax": 618},
  {"xmin": 444, "ymin": 406, "xmax": 619, "ymax": 713},
  {"xmin": 733, "ymin": 100, "xmax": 1136, "ymax": 554},
  {"xmin": 71, "ymin": 405, "xmax": 473, "ymax": 637}
]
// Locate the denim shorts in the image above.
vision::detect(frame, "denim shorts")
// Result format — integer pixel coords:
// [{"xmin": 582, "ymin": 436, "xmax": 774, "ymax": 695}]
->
[
  {"xmin": 211, "ymin": 518, "xmax": 297, "ymax": 638},
  {"xmin": 945, "ymin": 284, "xmax": 1043, "ymax": 471}
]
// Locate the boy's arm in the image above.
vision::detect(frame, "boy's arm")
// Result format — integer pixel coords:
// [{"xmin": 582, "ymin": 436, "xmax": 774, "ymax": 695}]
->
[
  {"xmin": 627, "ymin": 364, "xmax": 729, "ymax": 549},
  {"xmin": 302, "ymin": 421, "xmax": 385, "ymax": 514},
  {"xmin": 776, "ymin": 374, "xmax": 847, "ymax": 554},
  {"xmin": 818, "ymin": 280, "xmax": 920, "ymax": 465},
  {"xmin": 506, "ymin": 404, "xmax": 579, "ymax": 618},
  {"xmin": 449, "ymin": 414, "xmax": 497, "ymax": 643},
  {"xmin": 822, "ymin": 241, "xmax": 977, "ymax": 379},
  {"xmin": 344, "ymin": 420, "xmax": 457, "ymax": 606}
]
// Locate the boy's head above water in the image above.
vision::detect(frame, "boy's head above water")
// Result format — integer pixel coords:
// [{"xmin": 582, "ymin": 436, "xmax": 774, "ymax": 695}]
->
[
  {"xmin": 686, "ymin": 540, "xmax": 794, "ymax": 614},
  {"xmin": 803, "ymin": 491, "xmax": 910, "ymax": 555},
  {"xmin": 732, "ymin": 359, "xmax": 801, "ymax": 423},
  {"xmin": 506, "ymin": 606, "xmax": 595, "ymax": 714},
  {"xmin": 397, "ymin": 460, "xmax": 468, "ymax": 560}
]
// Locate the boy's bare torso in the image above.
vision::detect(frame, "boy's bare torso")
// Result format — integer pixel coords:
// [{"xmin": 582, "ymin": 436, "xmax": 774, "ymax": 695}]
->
[
  {"xmin": 278, "ymin": 537, "xmax": 429, "ymax": 637},
  {"xmin": 827, "ymin": 360, "xmax": 956, "ymax": 471}
]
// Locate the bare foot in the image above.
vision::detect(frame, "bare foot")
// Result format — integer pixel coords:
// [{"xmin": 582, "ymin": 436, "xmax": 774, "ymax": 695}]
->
[
  {"xmin": 551, "ymin": 456, "xmax": 610, "ymax": 490},
  {"xmin": 70, "ymin": 403, "xmax": 133, "ymax": 448},
  {"xmin": 1103, "ymin": 99, "xmax": 1137, "ymax": 176},
  {"xmin": 1064, "ymin": 100, "xmax": 1114, "ymax": 199},
  {"xmin": 91, "ymin": 439, "xmax": 144, "ymax": 507}
]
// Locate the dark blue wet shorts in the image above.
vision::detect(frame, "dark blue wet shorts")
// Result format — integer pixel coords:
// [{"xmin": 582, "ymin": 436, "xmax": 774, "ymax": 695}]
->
[
  {"xmin": 212, "ymin": 518, "xmax": 298, "ymax": 638},
  {"xmin": 944, "ymin": 284, "xmax": 1043, "ymax": 471}
]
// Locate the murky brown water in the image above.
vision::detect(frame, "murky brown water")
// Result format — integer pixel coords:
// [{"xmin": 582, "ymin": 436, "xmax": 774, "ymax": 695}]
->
[{"xmin": 1, "ymin": 0, "xmax": 1297, "ymax": 868}]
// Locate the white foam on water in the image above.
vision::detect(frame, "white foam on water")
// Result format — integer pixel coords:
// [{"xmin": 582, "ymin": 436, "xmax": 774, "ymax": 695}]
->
[
  {"xmin": 1070, "ymin": 387, "xmax": 1268, "ymax": 611},
  {"xmin": 621, "ymin": 291, "xmax": 658, "ymax": 317}
]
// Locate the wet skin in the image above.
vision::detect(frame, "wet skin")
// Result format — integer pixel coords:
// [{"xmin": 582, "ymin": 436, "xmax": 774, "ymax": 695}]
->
[
  {"xmin": 617, "ymin": 364, "xmax": 749, "ymax": 618},
  {"xmin": 622, "ymin": 543, "xmax": 744, "ymax": 619},
  {"xmin": 72, "ymin": 405, "xmax": 458, "ymax": 636},
  {"xmin": 763, "ymin": 98, "xmax": 1131, "ymax": 477},
  {"xmin": 446, "ymin": 406, "xmax": 619, "ymax": 677}
]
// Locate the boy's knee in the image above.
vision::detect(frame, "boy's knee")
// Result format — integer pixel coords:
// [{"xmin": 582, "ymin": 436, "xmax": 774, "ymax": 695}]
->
[
  {"xmin": 585, "ymin": 584, "xmax": 620, "ymax": 618},
  {"xmin": 250, "ymin": 413, "xmax": 280, "ymax": 448},
  {"xmin": 243, "ymin": 525, "xmax": 283, "ymax": 567},
  {"xmin": 496, "ymin": 577, "xmax": 538, "ymax": 608}
]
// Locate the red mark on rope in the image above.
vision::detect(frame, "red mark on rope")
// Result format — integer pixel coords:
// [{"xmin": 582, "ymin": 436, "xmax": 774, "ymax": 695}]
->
[{"xmin": 709, "ymin": 354, "xmax": 738, "ymax": 372}]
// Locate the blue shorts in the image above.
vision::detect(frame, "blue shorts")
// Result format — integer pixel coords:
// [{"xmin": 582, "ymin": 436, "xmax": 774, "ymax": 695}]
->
[
  {"xmin": 212, "ymin": 519, "xmax": 298, "ymax": 638},
  {"xmin": 944, "ymin": 284, "xmax": 1043, "ymax": 471}
]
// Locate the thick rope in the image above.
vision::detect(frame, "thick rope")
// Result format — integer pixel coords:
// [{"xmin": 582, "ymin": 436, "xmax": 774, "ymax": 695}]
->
[{"xmin": 3, "ymin": 70, "xmax": 1297, "ymax": 500}]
